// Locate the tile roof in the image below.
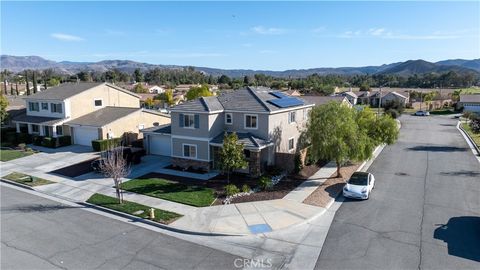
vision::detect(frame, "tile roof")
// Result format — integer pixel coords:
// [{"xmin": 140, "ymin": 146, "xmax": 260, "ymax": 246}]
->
[
  {"xmin": 66, "ymin": 107, "xmax": 141, "ymax": 127},
  {"xmin": 12, "ymin": 110, "xmax": 65, "ymax": 125},
  {"xmin": 142, "ymin": 124, "xmax": 171, "ymax": 134},
  {"xmin": 210, "ymin": 132, "xmax": 270, "ymax": 149},
  {"xmin": 460, "ymin": 94, "xmax": 480, "ymax": 103}
]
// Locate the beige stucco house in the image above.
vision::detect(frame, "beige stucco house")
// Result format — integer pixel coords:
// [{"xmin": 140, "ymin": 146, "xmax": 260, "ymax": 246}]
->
[{"xmin": 12, "ymin": 82, "xmax": 170, "ymax": 147}]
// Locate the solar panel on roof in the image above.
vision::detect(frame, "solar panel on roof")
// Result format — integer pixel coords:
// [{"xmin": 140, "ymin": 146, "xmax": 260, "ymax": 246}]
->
[
  {"xmin": 270, "ymin": 92, "xmax": 288, "ymax": 99},
  {"xmin": 268, "ymin": 97, "xmax": 304, "ymax": 108}
]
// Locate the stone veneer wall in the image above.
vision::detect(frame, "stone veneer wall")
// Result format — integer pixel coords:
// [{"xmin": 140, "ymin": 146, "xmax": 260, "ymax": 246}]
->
[
  {"xmin": 248, "ymin": 151, "xmax": 261, "ymax": 177},
  {"xmin": 171, "ymin": 157, "xmax": 211, "ymax": 172}
]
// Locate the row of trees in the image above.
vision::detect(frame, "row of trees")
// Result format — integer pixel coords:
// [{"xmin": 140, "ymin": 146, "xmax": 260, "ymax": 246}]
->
[{"xmin": 1, "ymin": 68, "xmax": 61, "ymax": 96}]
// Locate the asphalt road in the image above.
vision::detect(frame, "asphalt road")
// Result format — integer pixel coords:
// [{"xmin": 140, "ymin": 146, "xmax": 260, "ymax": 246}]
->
[
  {"xmin": 0, "ymin": 186, "xmax": 241, "ymax": 270},
  {"xmin": 315, "ymin": 115, "xmax": 480, "ymax": 270}
]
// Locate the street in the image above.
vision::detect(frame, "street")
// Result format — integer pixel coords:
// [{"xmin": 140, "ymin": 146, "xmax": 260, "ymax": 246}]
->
[
  {"xmin": 315, "ymin": 115, "xmax": 480, "ymax": 269},
  {"xmin": 1, "ymin": 186, "xmax": 241, "ymax": 270}
]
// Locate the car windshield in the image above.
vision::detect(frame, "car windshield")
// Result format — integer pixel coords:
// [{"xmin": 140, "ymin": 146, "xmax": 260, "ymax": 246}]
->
[{"xmin": 348, "ymin": 173, "xmax": 368, "ymax": 185}]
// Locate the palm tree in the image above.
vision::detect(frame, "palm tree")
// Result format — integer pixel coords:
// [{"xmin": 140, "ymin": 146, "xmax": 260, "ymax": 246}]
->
[
  {"xmin": 25, "ymin": 71, "xmax": 30, "ymax": 96},
  {"xmin": 32, "ymin": 71, "xmax": 38, "ymax": 93},
  {"xmin": 1, "ymin": 69, "xmax": 12, "ymax": 95}
]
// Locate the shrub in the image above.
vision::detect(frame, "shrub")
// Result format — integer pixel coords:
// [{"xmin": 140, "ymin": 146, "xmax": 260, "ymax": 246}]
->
[
  {"xmin": 383, "ymin": 100, "xmax": 405, "ymax": 114},
  {"xmin": 131, "ymin": 139, "xmax": 144, "ymax": 148},
  {"xmin": 41, "ymin": 137, "xmax": 57, "ymax": 148},
  {"xmin": 241, "ymin": 184, "xmax": 250, "ymax": 193},
  {"xmin": 385, "ymin": 109, "xmax": 399, "ymax": 119},
  {"xmin": 92, "ymin": 138, "xmax": 122, "ymax": 151},
  {"xmin": 266, "ymin": 165, "xmax": 283, "ymax": 176},
  {"xmin": 294, "ymin": 154, "xmax": 303, "ymax": 173},
  {"xmin": 225, "ymin": 184, "xmax": 240, "ymax": 197},
  {"xmin": 258, "ymin": 176, "xmax": 273, "ymax": 190},
  {"xmin": 470, "ymin": 118, "xmax": 480, "ymax": 133},
  {"xmin": 58, "ymin": 136, "xmax": 72, "ymax": 147},
  {"xmin": 18, "ymin": 143, "xmax": 26, "ymax": 150},
  {"xmin": 5, "ymin": 131, "xmax": 16, "ymax": 145},
  {"xmin": 17, "ymin": 133, "xmax": 32, "ymax": 144},
  {"xmin": 32, "ymin": 136, "xmax": 44, "ymax": 146}
]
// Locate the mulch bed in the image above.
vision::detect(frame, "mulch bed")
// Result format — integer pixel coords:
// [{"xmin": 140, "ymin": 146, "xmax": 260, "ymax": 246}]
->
[{"xmin": 50, "ymin": 158, "xmax": 98, "ymax": 177}]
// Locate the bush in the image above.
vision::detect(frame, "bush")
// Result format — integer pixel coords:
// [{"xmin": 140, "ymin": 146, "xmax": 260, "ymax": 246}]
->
[
  {"xmin": 32, "ymin": 136, "xmax": 44, "ymax": 146},
  {"xmin": 58, "ymin": 136, "xmax": 72, "ymax": 146},
  {"xmin": 266, "ymin": 165, "xmax": 283, "ymax": 176},
  {"xmin": 470, "ymin": 118, "xmax": 480, "ymax": 133},
  {"xmin": 258, "ymin": 176, "xmax": 273, "ymax": 190},
  {"xmin": 4, "ymin": 131, "xmax": 16, "ymax": 145},
  {"xmin": 383, "ymin": 100, "xmax": 405, "ymax": 114},
  {"xmin": 385, "ymin": 109, "xmax": 399, "ymax": 119},
  {"xmin": 305, "ymin": 148, "xmax": 317, "ymax": 166},
  {"xmin": 18, "ymin": 143, "xmax": 26, "ymax": 150},
  {"xmin": 294, "ymin": 154, "xmax": 303, "ymax": 173},
  {"xmin": 241, "ymin": 184, "xmax": 250, "ymax": 193},
  {"xmin": 225, "ymin": 184, "xmax": 240, "ymax": 197},
  {"xmin": 41, "ymin": 137, "xmax": 57, "ymax": 148},
  {"xmin": 131, "ymin": 139, "xmax": 144, "ymax": 148},
  {"xmin": 17, "ymin": 133, "xmax": 32, "ymax": 144},
  {"xmin": 91, "ymin": 138, "xmax": 122, "ymax": 151}
]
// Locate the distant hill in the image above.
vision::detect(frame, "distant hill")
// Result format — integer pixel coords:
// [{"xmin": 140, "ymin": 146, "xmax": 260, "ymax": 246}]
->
[{"xmin": 1, "ymin": 55, "xmax": 479, "ymax": 78}]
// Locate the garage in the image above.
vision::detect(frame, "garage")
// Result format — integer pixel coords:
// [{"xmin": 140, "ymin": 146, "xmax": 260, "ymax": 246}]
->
[
  {"xmin": 148, "ymin": 134, "xmax": 171, "ymax": 156},
  {"xmin": 73, "ymin": 126, "xmax": 100, "ymax": 146}
]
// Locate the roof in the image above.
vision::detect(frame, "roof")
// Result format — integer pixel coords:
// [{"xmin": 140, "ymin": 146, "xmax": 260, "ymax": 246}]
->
[
  {"xmin": 386, "ymin": 91, "xmax": 408, "ymax": 99},
  {"xmin": 12, "ymin": 110, "xmax": 65, "ymax": 125},
  {"xmin": 66, "ymin": 107, "xmax": 141, "ymax": 127},
  {"xmin": 341, "ymin": 91, "xmax": 358, "ymax": 98},
  {"xmin": 210, "ymin": 132, "xmax": 271, "ymax": 149},
  {"xmin": 22, "ymin": 82, "xmax": 140, "ymax": 101},
  {"xmin": 141, "ymin": 124, "xmax": 172, "ymax": 134},
  {"xmin": 460, "ymin": 94, "xmax": 480, "ymax": 103},
  {"xmin": 169, "ymin": 96, "xmax": 223, "ymax": 112},
  {"xmin": 301, "ymin": 95, "xmax": 349, "ymax": 106}
]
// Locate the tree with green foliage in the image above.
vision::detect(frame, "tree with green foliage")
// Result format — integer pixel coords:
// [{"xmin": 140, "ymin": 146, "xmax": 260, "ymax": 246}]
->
[
  {"xmin": 1, "ymin": 69, "xmax": 11, "ymax": 95},
  {"xmin": 133, "ymin": 83, "xmax": 148, "ymax": 93},
  {"xmin": 218, "ymin": 132, "xmax": 248, "ymax": 183},
  {"xmin": 186, "ymin": 84, "xmax": 212, "ymax": 100},
  {"xmin": 32, "ymin": 71, "xmax": 38, "ymax": 93},
  {"xmin": 133, "ymin": 68, "xmax": 144, "ymax": 82},
  {"xmin": 356, "ymin": 107, "xmax": 399, "ymax": 145},
  {"xmin": 48, "ymin": 78, "xmax": 60, "ymax": 87},
  {"xmin": 0, "ymin": 95, "xmax": 8, "ymax": 123},
  {"xmin": 25, "ymin": 71, "xmax": 30, "ymax": 96},
  {"xmin": 155, "ymin": 89, "xmax": 174, "ymax": 106}
]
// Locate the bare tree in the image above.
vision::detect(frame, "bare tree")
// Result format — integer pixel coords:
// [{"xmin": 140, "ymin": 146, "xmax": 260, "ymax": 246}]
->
[{"xmin": 99, "ymin": 144, "xmax": 131, "ymax": 204}]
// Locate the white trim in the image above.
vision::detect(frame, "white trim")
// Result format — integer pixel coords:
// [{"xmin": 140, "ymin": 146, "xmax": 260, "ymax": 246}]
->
[
  {"xmin": 288, "ymin": 111, "xmax": 296, "ymax": 124},
  {"xmin": 288, "ymin": 137, "xmax": 295, "ymax": 152},
  {"xmin": 244, "ymin": 114, "xmax": 258, "ymax": 130},
  {"xmin": 171, "ymin": 104, "xmax": 315, "ymax": 116},
  {"xmin": 182, "ymin": 143, "xmax": 197, "ymax": 159},
  {"xmin": 41, "ymin": 102, "xmax": 49, "ymax": 110},
  {"xmin": 138, "ymin": 123, "xmax": 145, "ymax": 130},
  {"xmin": 225, "ymin": 113, "xmax": 233, "ymax": 125},
  {"xmin": 171, "ymin": 155, "xmax": 210, "ymax": 162},
  {"xmin": 94, "ymin": 98, "xmax": 104, "ymax": 108},
  {"xmin": 170, "ymin": 109, "xmax": 223, "ymax": 115},
  {"xmin": 171, "ymin": 135, "xmax": 212, "ymax": 142}
]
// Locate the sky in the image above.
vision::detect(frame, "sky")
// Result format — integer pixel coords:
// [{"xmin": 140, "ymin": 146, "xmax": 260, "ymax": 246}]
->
[{"xmin": 1, "ymin": 1, "xmax": 479, "ymax": 70}]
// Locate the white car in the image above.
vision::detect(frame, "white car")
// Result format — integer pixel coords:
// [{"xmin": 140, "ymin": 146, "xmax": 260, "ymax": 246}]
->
[
  {"xmin": 415, "ymin": 110, "xmax": 430, "ymax": 116},
  {"xmin": 343, "ymin": 172, "xmax": 375, "ymax": 200}
]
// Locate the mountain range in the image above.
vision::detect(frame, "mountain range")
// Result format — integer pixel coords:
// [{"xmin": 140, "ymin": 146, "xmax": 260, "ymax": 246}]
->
[{"xmin": 1, "ymin": 55, "xmax": 479, "ymax": 78}]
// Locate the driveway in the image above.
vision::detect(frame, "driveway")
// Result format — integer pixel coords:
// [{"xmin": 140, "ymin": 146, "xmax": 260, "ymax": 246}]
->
[{"xmin": 315, "ymin": 115, "xmax": 480, "ymax": 269}]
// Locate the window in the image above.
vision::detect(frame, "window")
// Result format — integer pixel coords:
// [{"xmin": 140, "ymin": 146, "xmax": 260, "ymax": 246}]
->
[
  {"xmin": 31, "ymin": 124, "xmax": 39, "ymax": 133},
  {"xmin": 243, "ymin": 149, "xmax": 250, "ymax": 159},
  {"xmin": 94, "ymin": 99, "xmax": 103, "ymax": 107},
  {"xmin": 183, "ymin": 114, "xmax": 195, "ymax": 128},
  {"xmin": 51, "ymin": 103, "xmax": 63, "ymax": 113},
  {"xmin": 288, "ymin": 138, "xmax": 295, "ymax": 151},
  {"xmin": 183, "ymin": 144, "xmax": 197, "ymax": 158},
  {"xmin": 56, "ymin": 126, "xmax": 63, "ymax": 136},
  {"xmin": 288, "ymin": 111, "xmax": 296, "ymax": 124},
  {"xmin": 225, "ymin": 113, "xmax": 233, "ymax": 125},
  {"xmin": 41, "ymin": 103, "xmax": 49, "ymax": 110},
  {"xmin": 245, "ymin": 114, "xmax": 257, "ymax": 129},
  {"xmin": 28, "ymin": 102, "xmax": 39, "ymax": 112}
]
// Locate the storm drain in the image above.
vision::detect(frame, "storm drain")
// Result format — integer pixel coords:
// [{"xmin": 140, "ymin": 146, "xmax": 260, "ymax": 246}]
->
[{"xmin": 248, "ymin": 224, "xmax": 272, "ymax": 234}]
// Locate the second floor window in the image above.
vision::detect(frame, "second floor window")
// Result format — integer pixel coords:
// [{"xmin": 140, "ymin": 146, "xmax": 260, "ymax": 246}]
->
[
  {"xmin": 225, "ymin": 113, "xmax": 232, "ymax": 125},
  {"xmin": 94, "ymin": 99, "xmax": 103, "ymax": 107},
  {"xmin": 183, "ymin": 114, "xmax": 195, "ymax": 128},
  {"xmin": 41, "ymin": 103, "xmax": 48, "ymax": 110},
  {"xmin": 245, "ymin": 114, "xmax": 257, "ymax": 129},
  {"xmin": 289, "ymin": 111, "xmax": 296, "ymax": 124},
  {"xmin": 51, "ymin": 103, "xmax": 63, "ymax": 113},
  {"xmin": 29, "ymin": 102, "xmax": 39, "ymax": 112}
]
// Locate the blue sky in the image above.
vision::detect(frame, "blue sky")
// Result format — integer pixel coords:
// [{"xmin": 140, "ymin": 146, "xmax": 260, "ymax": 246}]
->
[{"xmin": 1, "ymin": 1, "xmax": 479, "ymax": 70}]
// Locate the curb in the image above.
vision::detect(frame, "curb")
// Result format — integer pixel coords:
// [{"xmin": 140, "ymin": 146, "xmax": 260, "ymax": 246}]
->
[
  {"xmin": 0, "ymin": 178, "xmax": 35, "ymax": 190},
  {"xmin": 457, "ymin": 121, "xmax": 480, "ymax": 156}
]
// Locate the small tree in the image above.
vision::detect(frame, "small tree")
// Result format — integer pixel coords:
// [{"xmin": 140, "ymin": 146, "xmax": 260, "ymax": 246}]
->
[
  {"xmin": 186, "ymin": 84, "xmax": 212, "ymax": 100},
  {"xmin": 218, "ymin": 132, "xmax": 247, "ymax": 183},
  {"xmin": 133, "ymin": 83, "xmax": 148, "ymax": 93},
  {"xmin": 99, "ymin": 144, "xmax": 131, "ymax": 204},
  {"xmin": 0, "ymin": 95, "xmax": 8, "ymax": 123}
]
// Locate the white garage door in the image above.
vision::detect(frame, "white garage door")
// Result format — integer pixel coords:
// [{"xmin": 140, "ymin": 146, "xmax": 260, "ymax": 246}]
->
[
  {"xmin": 149, "ymin": 134, "xmax": 171, "ymax": 156},
  {"xmin": 73, "ymin": 127, "xmax": 99, "ymax": 146}
]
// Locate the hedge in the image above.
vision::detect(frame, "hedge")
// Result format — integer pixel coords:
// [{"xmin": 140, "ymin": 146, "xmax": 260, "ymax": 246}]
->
[
  {"xmin": 92, "ymin": 138, "xmax": 122, "ymax": 151},
  {"xmin": 58, "ymin": 136, "xmax": 72, "ymax": 147},
  {"xmin": 42, "ymin": 137, "xmax": 57, "ymax": 148},
  {"xmin": 32, "ymin": 136, "xmax": 44, "ymax": 146}
]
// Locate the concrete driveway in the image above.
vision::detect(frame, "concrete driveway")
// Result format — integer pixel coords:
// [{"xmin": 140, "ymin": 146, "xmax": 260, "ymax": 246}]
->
[{"xmin": 315, "ymin": 115, "xmax": 480, "ymax": 269}]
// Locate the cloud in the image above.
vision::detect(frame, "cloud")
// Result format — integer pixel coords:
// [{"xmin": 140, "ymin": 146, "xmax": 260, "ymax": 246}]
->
[
  {"xmin": 251, "ymin": 26, "xmax": 287, "ymax": 35},
  {"xmin": 89, "ymin": 51, "xmax": 225, "ymax": 59},
  {"xmin": 50, "ymin": 33, "xmax": 84, "ymax": 41},
  {"xmin": 368, "ymin": 28, "xmax": 386, "ymax": 36},
  {"xmin": 338, "ymin": 28, "xmax": 473, "ymax": 40}
]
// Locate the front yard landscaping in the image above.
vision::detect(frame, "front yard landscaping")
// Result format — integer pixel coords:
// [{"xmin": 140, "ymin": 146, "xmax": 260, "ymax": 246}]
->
[
  {"xmin": 462, "ymin": 123, "xmax": 480, "ymax": 148},
  {"xmin": 121, "ymin": 176, "xmax": 216, "ymax": 207},
  {"xmin": 0, "ymin": 148, "xmax": 35, "ymax": 162},
  {"xmin": 86, "ymin": 193, "xmax": 182, "ymax": 224},
  {"xmin": 2, "ymin": 172, "xmax": 54, "ymax": 187}
]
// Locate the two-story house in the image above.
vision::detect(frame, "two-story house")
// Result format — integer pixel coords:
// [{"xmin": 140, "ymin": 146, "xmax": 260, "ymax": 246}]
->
[
  {"xmin": 12, "ymin": 82, "xmax": 170, "ymax": 146},
  {"xmin": 143, "ymin": 87, "xmax": 314, "ymax": 176}
]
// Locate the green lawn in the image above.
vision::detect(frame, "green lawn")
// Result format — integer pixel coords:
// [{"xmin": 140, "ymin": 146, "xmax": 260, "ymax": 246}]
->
[
  {"xmin": 121, "ymin": 178, "xmax": 216, "ymax": 207},
  {"xmin": 0, "ymin": 149, "xmax": 34, "ymax": 162},
  {"xmin": 3, "ymin": 172, "xmax": 54, "ymax": 187},
  {"xmin": 459, "ymin": 87, "xmax": 480, "ymax": 94},
  {"xmin": 86, "ymin": 193, "xmax": 182, "ymax": 224},
  {"xmin": 462, "ymin": 123, "xmax": 480, "ymax": 148}
]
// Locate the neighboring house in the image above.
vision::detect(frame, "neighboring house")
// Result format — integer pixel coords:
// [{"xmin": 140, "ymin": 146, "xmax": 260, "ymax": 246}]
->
[
  {"xmin": 353, "ymin": 91, "xmax": 372, "ymax": 105},
  {"xmin": 174, "ymin": 84, "xmax": 201, "ymax": 93},
  {"xmin": 301, "ymin": 95, "xmax": 353, "ymax": 108},
  {"xmin": 12, "ymin": 82, "xmax": 170, "ymax": 147},
  {"xmin": 459, "ymin": 94, "xmax": 480, "ymax": 113},
  {"xmin": 337, "ymin": 91, "xmax": 358, "ymax": 105},
  {"xmin": 143, "ymin": 87, "xmax": 314, "ymax": 176},
  {"xmin": 3, "ymin": 95, "xmax": 26, "ymax": 128},
  {"xmin": 148, "ymin": 85, "xmax": 165, "ymax": 94},
  {"xmin": 370, "ymin": 91, "xmax": 409, "ymax": 107},
  {"xmin": 283, "ymin": 89, "xmax": 301, "ymax": 97}
]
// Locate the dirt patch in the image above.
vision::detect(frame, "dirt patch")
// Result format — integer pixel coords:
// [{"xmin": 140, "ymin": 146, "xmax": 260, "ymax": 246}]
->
[
  {"xmin": 303, "ymin": 162, "xmax": 362, "ymax": 208},
  {"xmin": 50, "ymin": 158, "xmax": 98, "ymax": 177}
]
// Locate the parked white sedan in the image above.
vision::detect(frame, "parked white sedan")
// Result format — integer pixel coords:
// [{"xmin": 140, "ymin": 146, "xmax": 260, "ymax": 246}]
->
[
  {"xmin": 343, "ymin": 172, "xmax": 375, "ymax": 200},
  {"xmin": 415, "ymin": 110, "xmax": 430, "ymax": 116}
]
